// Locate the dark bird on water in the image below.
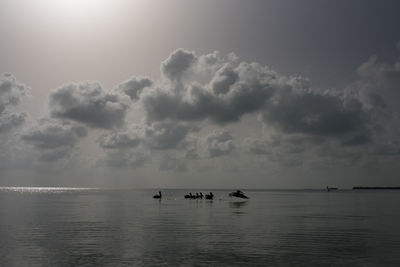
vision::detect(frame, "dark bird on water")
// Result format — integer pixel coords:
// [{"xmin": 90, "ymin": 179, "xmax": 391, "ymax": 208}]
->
[
  {"xmin": 205, "ymin": 192, "xmax": 214, "ymax": 199},
  {"xmin": 153, "ymin": 191, "xmax": 162, "ymax": 199}
]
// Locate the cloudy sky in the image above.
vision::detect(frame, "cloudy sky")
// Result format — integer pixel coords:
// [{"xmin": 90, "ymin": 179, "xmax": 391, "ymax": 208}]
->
[{"xmin": 1, "ymin": 0, "xmax": 400, "ymax": 188}]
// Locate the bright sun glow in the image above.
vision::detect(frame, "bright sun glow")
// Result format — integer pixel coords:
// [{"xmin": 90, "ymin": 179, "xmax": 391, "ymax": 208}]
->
[
  {"xmin": 39, "ymin": 0, "xmax": 112, "ymax": 20},
  {"xmin": 31, "ymin": 0, "xmax": 117, "ymax": 31},
  {"xmin": 52, "ymin": 0, "xmax": 105, "ymax": 12}
]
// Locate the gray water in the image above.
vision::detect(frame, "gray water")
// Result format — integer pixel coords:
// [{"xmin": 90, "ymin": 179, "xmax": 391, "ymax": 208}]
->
[{"xmin": 0, "ymin": 187, "xmax": 400, "ymax": 266}]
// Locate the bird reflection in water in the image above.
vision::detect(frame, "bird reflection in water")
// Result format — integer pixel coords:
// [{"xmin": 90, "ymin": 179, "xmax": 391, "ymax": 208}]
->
[{"xmin": 229, "ymin": 200, "xmax": 248, "ymax": 214}]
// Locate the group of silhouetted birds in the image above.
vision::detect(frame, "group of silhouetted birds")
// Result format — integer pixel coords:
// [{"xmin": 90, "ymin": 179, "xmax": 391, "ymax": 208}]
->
[
  {"xmin": 184, "ymin": 192, "xmax": 214, "ymax": 199},
  {"xmin": 153, "ymin": 191, "xmax": 214, "ymax": 199}
]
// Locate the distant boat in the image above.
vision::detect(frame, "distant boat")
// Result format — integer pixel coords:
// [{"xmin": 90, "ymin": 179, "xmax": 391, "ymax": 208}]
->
[
  {"xmin": 153, "ymin": 191, "xmax": 162, "ymax": 199},
  {"xmin": 326, "ymin": 187, "xmax": 338, "ymax": 192},
  {"xmin": 229, "ymin": 190, "xmax": 249, "ymax": 199}
]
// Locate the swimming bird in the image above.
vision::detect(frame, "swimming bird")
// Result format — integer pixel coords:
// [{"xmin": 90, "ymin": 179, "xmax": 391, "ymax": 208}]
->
[
  {"xmin": 205, "ymin": 192, "xmax": 214, "ymax": 199},
  {"xmin": 184, "ymin": 192, "xmax": 196, "ymax": 199},
  {"xmin": 153, "ymin": 191, "xmax": 162, "ymax": 199}
]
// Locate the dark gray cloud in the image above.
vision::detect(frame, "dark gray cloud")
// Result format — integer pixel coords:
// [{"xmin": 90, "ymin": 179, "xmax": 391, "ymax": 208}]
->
[
  {"xmin": 98, "ymin": 125, "xmax": 143, "ymax": 149},
  {"xmin": 5, "ymin": 48, "xmax": 400, "ymax": 176},
  {"xmin": 0, "ymin": 73, "xmax": 28, "ymax": 113},
  {"xmin": 210, "ymin": 63, "xmax": 238, "ymax": 95},
  {"xmin": 22, "ymin": 119, "xmax": 87, "ymax": 161},
  {"xmin": 185, "ymin": 147, "xmax": 199, "ymax": 160},
  {"xmin": 206, "ymin": 130, "xmax": 235, "ymax": 157},
  {"xmin": 161, "ymin": 49, "xmax": 196, "ymax": 81},
  {"xmin": 0, "ymin": 112, "xmax": 26, "ymax": 133},
  {"xmin": 114, "ymin": 77, "xmax": 152, "ymax": 100},
  {"xmin": 49, "ymin": 81, "xmax": 130, "ymax": 129},
  {"xmin": 145, "ymin": 121, "xmax": 198, "ymax": 150},
  {"xmin": 0, "ymin": 73, "xmax": 28, "ymax": 133},
  {"xmin": 38, "ymin": 149, "xmax": 72, "ymax": 162},
  {"xmin": 97, "ymin": 121, "xmax": 197, "ymax": 152},
  {"xmin": 142, "ymin": 56, "xmax": 277, "ymax": 124},
  {"xmin": 341, "ymin": 134, "xmax": 371, "ymax": 147},
  {"xmin": 142, "ymin": 49, "xmax": 385, "ymax": 159},
  {"xmin": 375, "ymin": 143, "xmax": 400, "ymax": 156},
  {"xmin": 244, "ymin": 138, "xmax": 269, "ymax": 155},
  {"xmin": 264, "ymin": 93, "xmax": 369, "ymax": 137},
  {"xmin": 22, "ymin": 119, "xmax": 87, "ymax": 149}
]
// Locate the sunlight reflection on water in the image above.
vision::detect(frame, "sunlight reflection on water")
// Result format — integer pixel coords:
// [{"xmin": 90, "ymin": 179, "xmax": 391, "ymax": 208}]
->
[{"xmin": 0, "ymin": 186, "xmax": 100, "ymax": 193}]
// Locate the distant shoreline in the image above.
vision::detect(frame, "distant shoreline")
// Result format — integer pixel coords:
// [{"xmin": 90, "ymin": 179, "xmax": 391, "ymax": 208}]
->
[{"xmin": 353, "ymin": 187, "xmax": 400, "ymax": 190}]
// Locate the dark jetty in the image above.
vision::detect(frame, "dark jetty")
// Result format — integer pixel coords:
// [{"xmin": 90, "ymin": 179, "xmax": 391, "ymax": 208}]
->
[{"xmin": 353, "ymin": 187, "xmax": 400, "ymax": 190}]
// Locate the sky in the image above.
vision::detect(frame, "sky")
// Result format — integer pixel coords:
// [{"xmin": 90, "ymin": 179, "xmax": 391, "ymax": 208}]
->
[{"xmin": 1, "ymin": 0, "xmax": 400, "ymax": 189}]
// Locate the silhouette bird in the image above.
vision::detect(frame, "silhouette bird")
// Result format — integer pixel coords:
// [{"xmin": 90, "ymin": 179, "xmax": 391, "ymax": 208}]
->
[
  {"xmin": 205, "ymin": 192, "xmax": 214, "ymax": 199},
  {"xmin": 153, "ymin": 191, "xmax": 162, "ymax": 199}
]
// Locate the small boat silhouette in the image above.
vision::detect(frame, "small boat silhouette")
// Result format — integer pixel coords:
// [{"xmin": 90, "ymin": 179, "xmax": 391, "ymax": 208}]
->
[
  {"xmin": 229, "ymin": 190, "xmax": 249, "ymax": 199},
  {"xmin": 326, "ymin": 187, "xmax": 338, "ymax": 192}
]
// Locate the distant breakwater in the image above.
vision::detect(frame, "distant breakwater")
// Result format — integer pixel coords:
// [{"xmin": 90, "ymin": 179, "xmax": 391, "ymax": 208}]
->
[{"xmin": 353, "ymin": 187, "xmax": 400, "ymax": 190}]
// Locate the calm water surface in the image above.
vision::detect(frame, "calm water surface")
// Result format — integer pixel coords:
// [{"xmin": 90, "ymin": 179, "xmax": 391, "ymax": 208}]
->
[{"xmin": 0, "ymin": 187, "xmax": 400, "ymax": 266}]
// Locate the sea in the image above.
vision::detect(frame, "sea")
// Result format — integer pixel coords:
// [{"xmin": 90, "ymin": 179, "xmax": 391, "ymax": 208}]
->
[{"xmin": 0, "ymin": 187, "xmax": 400, "ymax": 266}]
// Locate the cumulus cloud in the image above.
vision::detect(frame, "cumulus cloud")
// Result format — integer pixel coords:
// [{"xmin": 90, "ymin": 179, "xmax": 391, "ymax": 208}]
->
[
  {"xmin": 142, "ymin": 54, "xmax": 277, "ymax": 123},
  {"xmin": 0, "ymin": 73, "xmax": 28, "ymax": 113},
  {"xmin": 0, "ymin": 112, "xmax": 26, "ymax": 133},
  {"xmin": 161, "ymin": 48, "xmax": 196, "ymax": 81},
  {"xmin": 98, "ymin": 125, "xmax": 144, "ymax": 149},
  {"xmin": 22, "ymin": 119, "xmax": 87, "ymax": 149},
  {"xmin": 0, "ymin": 73, "xmax": 28, "ymax": 133},
  {"xmin": 206, "ymin": 130, "xmax": 235, "ymax": 157},
  {"xmin": 139, "ymin": 48, "xmax": 385, "ymax": 164},
  {"xmin": 210, "ymin": 63, "xmax": 238, "ymax": 94},
  {"xmin": 5, "ymin": 48, "xmax": 400, "ymax": 172},
  {"xmin": 357, "ymin": 55, "xmax": 400, "ymax": 88},
  {"xmin": 141, "ymin": 48, "xmax": 380, "ymax": 158},
  {"xmin": 114, "ymin": 77, "xmax": 152, "ymax": 100},
  {"xmin": 264, "ymin": 93, "xmax": 369, "ymax": 137},
  {"xmin": 49, "ymin": 81, "xmax": 130, "ymax": 129},
  {"xmin": 22, "ymin": 119, "xmax": 87, "ymax": 161},
  {"xmin": 97, "ymin": 121, "xmax": 197, "ymax": 152},
  {"xmin": 353, "ymin": 54, "xmax": 400, "ymax": 112},
  {"xmin": 145, "ymin": 121, "xmax": 198, "ymax": 150}
]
